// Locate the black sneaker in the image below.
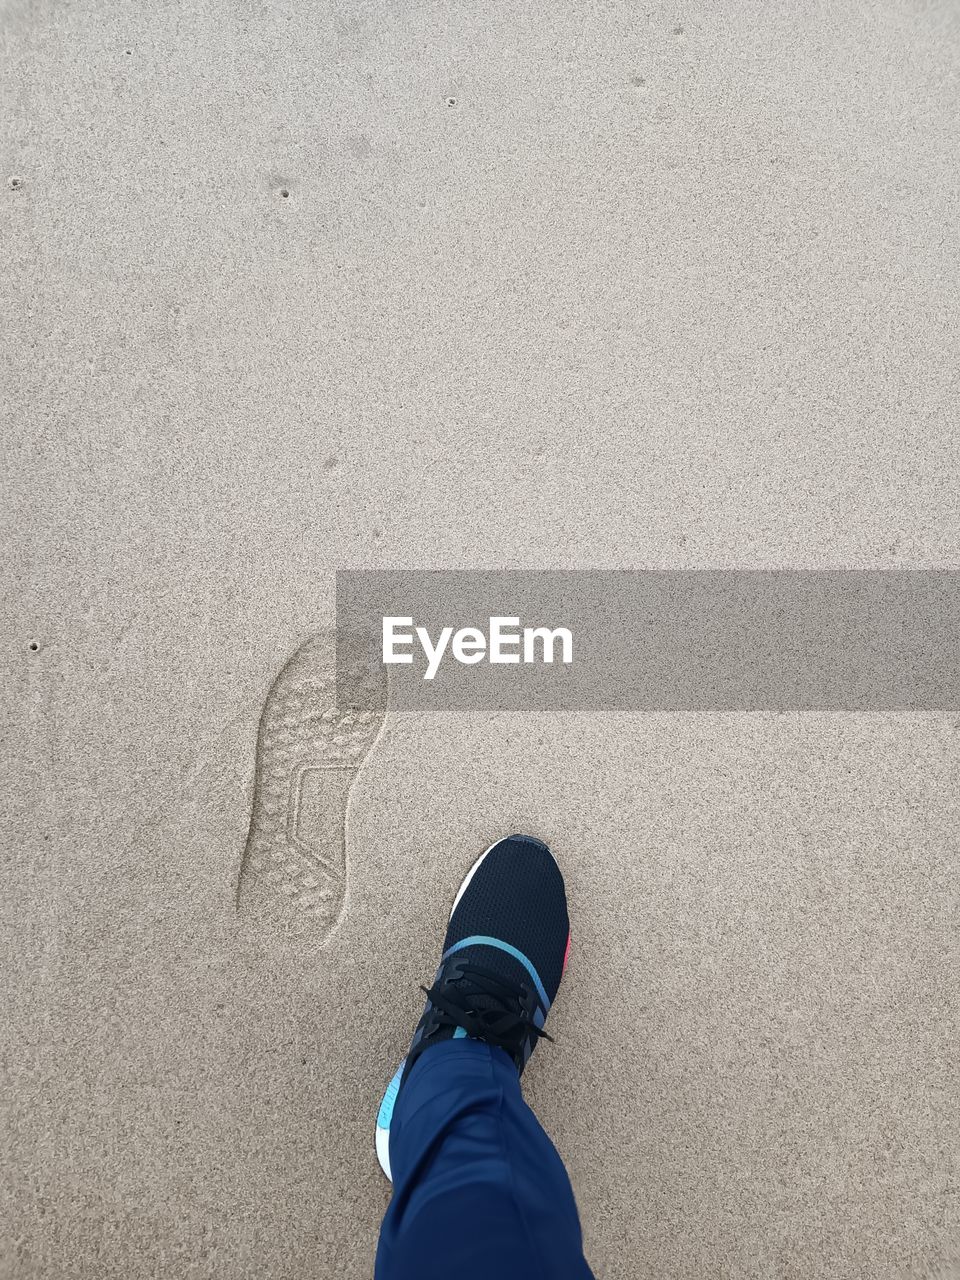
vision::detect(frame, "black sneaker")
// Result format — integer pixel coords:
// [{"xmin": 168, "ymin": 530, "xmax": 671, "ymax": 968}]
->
[{"xmin": 375, "ymin": 833, "xmax": 571, "ymax": 1180}]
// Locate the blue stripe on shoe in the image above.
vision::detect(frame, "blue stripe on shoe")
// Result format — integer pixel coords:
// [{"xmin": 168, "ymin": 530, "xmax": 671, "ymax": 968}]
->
[
  {"xmin": 377, "ymin": 1060, "xmax": 404, "ymax": 1131},
  {"xmin": 441, "ymin": 935, "xmax": 551, "ymax": 1012}
]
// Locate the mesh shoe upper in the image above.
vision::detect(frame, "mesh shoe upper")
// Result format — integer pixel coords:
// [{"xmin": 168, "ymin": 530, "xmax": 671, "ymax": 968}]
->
[
  {"xmin": 443, "ymin": 834, "xmax": 569, "ymax": 1006},
  {"xmin": 402, "ymin": 835, "xmax": 570, "ymax": 1081}
]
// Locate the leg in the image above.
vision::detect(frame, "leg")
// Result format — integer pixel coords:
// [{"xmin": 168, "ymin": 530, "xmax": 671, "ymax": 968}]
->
[
  {"xmin": 373, "ymin": 834, "xmax": 594, "ymax": 1280},
  {"xmin": 376, "ymin": 1038, "xmax": 594, "ymax": 1280}
]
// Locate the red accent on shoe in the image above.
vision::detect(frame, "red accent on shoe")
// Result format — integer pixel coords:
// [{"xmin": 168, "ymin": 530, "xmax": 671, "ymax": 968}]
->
[{"xmin": 561, "ymin": 931, "xmax": 572, "ymax": 975}]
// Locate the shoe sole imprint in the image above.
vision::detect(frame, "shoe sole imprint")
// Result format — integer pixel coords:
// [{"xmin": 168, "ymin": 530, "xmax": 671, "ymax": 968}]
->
[{"xmin": 236, "ymin": 632, "xmax": 386, "ymax": 942}]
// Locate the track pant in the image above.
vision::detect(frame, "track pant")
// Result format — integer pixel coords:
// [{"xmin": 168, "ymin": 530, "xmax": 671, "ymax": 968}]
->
[{"xmin": 375, "ymin": 1037, "xmax": 595, "ymax": 1279}]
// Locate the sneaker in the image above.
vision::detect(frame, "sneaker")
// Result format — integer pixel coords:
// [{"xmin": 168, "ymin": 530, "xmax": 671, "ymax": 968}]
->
[{"xmin": 375, "ymin": 833, "xmax": 572, "ymax": 1180}]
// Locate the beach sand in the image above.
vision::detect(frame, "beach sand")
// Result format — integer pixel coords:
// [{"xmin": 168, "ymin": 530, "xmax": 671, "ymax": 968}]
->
[{"xmin": 3, "ymin": 3, "xmax": 959, "ymax": 1276}]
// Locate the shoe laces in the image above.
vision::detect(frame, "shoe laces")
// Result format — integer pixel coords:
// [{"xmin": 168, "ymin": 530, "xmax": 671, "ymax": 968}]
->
[{"xmin": 420, "ymin": 961, "xmax": 554, "ymax": 1057}]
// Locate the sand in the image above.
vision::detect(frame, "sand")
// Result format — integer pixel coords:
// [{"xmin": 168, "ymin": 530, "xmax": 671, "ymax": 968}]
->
[{"xmin": 3, "ymin": 2, "xmax": 959, "ymax": 1277}]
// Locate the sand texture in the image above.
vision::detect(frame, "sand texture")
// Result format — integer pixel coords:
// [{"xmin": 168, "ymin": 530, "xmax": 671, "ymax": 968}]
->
[{"xmin": 2, "ymin": 2, "xmax": 959, "ymax": 1277}]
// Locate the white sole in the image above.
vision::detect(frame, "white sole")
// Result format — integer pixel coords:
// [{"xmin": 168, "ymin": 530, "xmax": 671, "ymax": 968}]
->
[{"xmin": 448, "ymin": 839, "xmax": 498, "ymax": 918}]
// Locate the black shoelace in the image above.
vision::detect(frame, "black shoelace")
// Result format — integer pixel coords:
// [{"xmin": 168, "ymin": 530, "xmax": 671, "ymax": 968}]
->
[{"xmin": 420, "ymin": 961, "xmax": 554, "ymax": 1057}]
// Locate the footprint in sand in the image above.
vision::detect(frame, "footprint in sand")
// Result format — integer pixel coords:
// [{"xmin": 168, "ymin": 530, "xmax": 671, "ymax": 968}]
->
[{"xmin": 236, "ymin": 632, "xmax": 386, "ymax": 942}]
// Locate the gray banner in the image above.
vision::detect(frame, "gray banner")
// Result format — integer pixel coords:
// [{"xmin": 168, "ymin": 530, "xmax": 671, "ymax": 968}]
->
[{"xmin": 335, "ymin": 571, "xmax": 960, "ymax": 711}]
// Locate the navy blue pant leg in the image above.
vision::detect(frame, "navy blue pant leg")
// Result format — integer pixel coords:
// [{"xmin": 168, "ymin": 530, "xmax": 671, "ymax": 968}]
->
[{"xmin": 375, "ymin": 1039, "xmax": 595, "ymax": 1280}]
